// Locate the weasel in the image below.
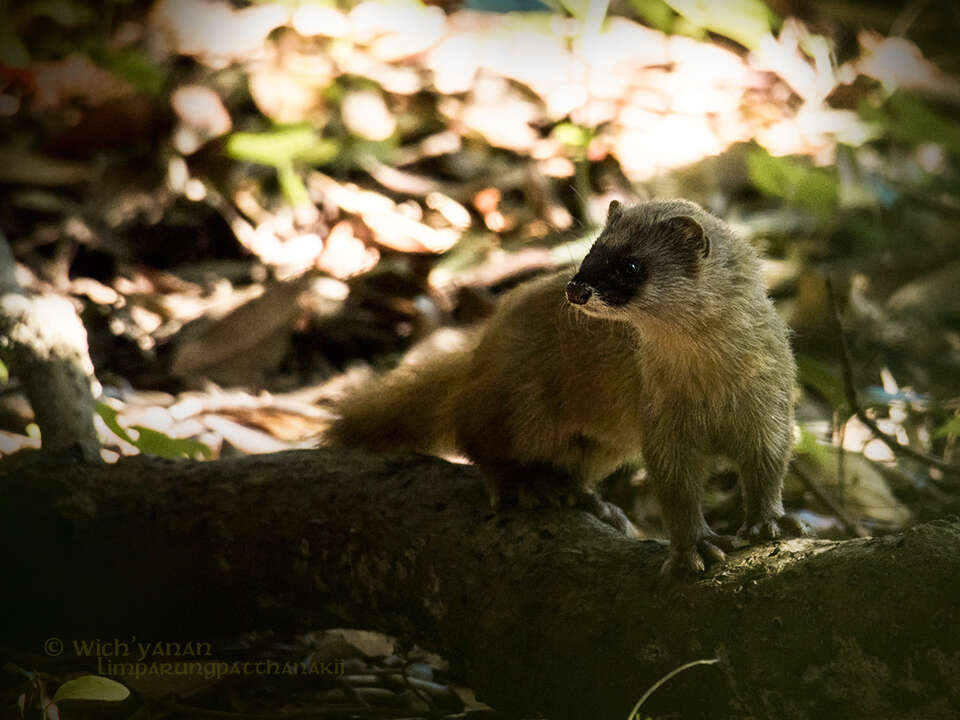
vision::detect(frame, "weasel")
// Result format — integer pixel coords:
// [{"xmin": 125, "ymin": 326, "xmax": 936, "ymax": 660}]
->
[{"xmin": 327, "ymin": 199, "xmax": 805, "ymax": 573}]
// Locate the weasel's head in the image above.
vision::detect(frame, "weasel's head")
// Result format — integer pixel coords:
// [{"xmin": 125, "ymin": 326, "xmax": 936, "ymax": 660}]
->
[{"xmin": 566, "ymin": 199, "xmax": 713, "ymax": 327}]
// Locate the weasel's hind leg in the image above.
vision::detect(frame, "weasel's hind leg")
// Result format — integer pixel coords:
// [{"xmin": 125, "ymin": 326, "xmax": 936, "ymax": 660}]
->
[
  {"xmin": 574, "ymin": 489, "xmax": 639, "ymax": 537},
  {"xmin": 476, "ymin": 460, "xmax": 637, "ymax": 537}
]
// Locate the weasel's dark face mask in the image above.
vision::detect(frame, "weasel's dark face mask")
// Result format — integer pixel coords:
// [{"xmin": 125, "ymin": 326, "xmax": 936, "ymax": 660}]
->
[
  {"xmin": 567, "ymin": 200, "xmax": 709, "ymax": 317},
  {"xmin": 568, "ymin": 245, "xmax": 649, "ymax": 309}
]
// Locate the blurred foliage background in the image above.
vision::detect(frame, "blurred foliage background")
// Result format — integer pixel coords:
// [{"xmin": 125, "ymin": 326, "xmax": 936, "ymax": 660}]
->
[{"xmin": 1, "ymin": 0, "xmax": 960, "ymax": 536}]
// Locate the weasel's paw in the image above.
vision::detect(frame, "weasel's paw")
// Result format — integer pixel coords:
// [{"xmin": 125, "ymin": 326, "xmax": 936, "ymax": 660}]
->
[
  {"xmin": 574, "ymin": 492, "xmax": 639, "ymax": 537},
  {"xmin": 597, "ymin": 500, "xmax": 640, "ymax": 538},
  {"xmin": 660, "ymin": 535, "xmax": 739, "ymax": 575},
  {"xmin": 738, "ymin": 513, "xmax": 809, "ymax": 542}
]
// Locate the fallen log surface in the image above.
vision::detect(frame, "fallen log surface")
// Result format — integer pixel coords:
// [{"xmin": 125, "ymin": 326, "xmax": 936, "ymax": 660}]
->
[{"xmin": 2, "ymin": 447, "xmax": 958, "ymax": 719}]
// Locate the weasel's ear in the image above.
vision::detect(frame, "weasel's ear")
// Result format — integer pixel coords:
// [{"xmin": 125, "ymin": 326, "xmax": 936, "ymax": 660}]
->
[
  {"xmin": 606, "ymin": 199, "xmax": 623, "ymax": 223},
  {"xmin": 665, "ymin": 215, "xmax": 709, "ymax": 258}
]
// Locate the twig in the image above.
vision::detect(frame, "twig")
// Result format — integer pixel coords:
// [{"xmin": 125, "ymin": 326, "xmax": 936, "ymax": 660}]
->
[
  {"xmin": 789, "ymin": 459, "xmax": 868, "ymax": 538},
  {"xmin": 626, "ymin": 658, "xmax": 718, "ymax": 720},
  {"xmin": 825, "ymin": 276, "xmax": 960, "ymax": 477},
  {"xmin": 333, "ymin": 674, "xmax": 370, "ymax": 709},
  {"xmin": 398, "ymin": 662, "xmax": 440, "ymax": 719}
]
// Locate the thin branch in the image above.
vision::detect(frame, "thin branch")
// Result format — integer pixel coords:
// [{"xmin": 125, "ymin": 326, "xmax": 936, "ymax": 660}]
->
[
  {"xmin": 627, "ymin": 658, "xmax": 718, "ymax": 720},
  {"xmin": 825, "ymin": 276, "xmax": 960, "ymax": 477}
]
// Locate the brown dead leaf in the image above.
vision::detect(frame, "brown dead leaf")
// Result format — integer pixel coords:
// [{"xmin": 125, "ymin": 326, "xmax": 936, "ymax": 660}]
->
[
  {"xmin": 222, "ymin": 406, "xmax": 324, "ymax": 441},
  {"xmin": 204, "ymin": 413, "xmax": 292, "ymax": 452},
  {"xmin": 309, "ymin": 629, "xmax": 396, "ymax": 659},
  {"xmin": 794, "ymin": 446, "xmax": 911, "ymax": 529},
  {"xmin": 309, "ymin": 173, "xmax": 459, "ymax": 253},
  {"xmin": 473, "ymin": 187, "xmax": 500, "ymax": 214},
  {"xmin": 171, "ymin": 278, "xmax": 310, "ymax": 386},
  {"xmin": 30, "ymin": 53, "xmax": 134, "ymax": 111}
]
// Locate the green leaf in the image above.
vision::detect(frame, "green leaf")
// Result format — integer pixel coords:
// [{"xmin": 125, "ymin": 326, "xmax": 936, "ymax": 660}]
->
[
  {"xmin": 663, "ymin": 0, "xmax": 776, "ymax": 50},
  {"xmin": 95, "ymin": 402, "xmax": 136, "ymax": 445},
  {"xmin": 0, "ymin": 358, "xmax": 7, "ymax": 384},
  {"xmin": 227, "ymin": 126, "xmax": 337, "ymax": 206},
  {"xmin": 747, "ymin": 147, "xmax": 839, "ymax": 217},
  {"xmin": 556, "ymin": 0, "xmax": 608, "ymax": 27},
  {"xmin": 276, "ymin": 161, "xmax": 310, "ymax": 207},
  {"xmin": 629, "ymin": 0, "xmax": 676, "ymax": 32},
  {"xmin": 96, "ymin": 47, "xmax": 166, "ymax": 96},
  {"xmin": 796, "ymin": 354, "xmax": 847, "ymax": 413},
  {"xmin": 226, "ymin": 125, "xmax": 338, "ymax": 167},
  {"xmin": 794, "ymin": 425, "xmax": 830, "ymax": 464},
  {"xmin": 934, "ymin": 416, "xmax": 960, "ymax": 439},
  {"xmin": 96, "ymin": 403, "xmax": 212, "ymax": 458},
  {"xmin": 860, "ymin": 92, "xmax": 960, "ymax": 155},
  {"xmin": 52, "ymin": 676, "xmax": 130, "ymax": 703},
  {"xmin": 552, "ymin": 122, "xmax": 592, "ymax": 149},
  {"xmin": 129, "ymin": 426, "xmax": 212, "ymax": 460}
]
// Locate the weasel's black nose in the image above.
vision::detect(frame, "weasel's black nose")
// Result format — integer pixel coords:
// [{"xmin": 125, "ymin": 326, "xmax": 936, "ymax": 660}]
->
[{"xmin": 566, "ymin": 280, "xmax": 592, "ymax": 305}]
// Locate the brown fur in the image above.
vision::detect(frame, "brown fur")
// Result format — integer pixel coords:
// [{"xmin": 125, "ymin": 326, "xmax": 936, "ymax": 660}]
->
[{"xmin": 327, "ymin": 199, "xmax": 803, "ymax": 572}]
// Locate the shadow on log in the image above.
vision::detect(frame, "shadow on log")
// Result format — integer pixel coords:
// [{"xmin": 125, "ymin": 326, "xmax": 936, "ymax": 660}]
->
[{"xmin": 2, "ymin": 447, "xmax": 958, "ymax": 719}]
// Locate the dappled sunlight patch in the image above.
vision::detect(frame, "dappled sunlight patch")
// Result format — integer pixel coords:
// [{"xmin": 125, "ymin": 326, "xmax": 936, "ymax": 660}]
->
[
  {"xmin": 341, "ymin": 89, "xmax": 396, "ymax": 141},
  {"xmin": 171, "ymin": 84, "xmax": 232, "ymax": 153},
  {"xmin": 148, "ymin": 0, "xmax": 289, "ymax": 68},
  {"xmin": 309, "ymin": 173, "xmax": 461, "ymax": 254},
  {"xmin": 855, "ymin": 32, "xmax": 960, "ymax": 101},
  {"xmin": 316, "ymin": 221, "xmax": 380, "ymax": 280},
  {"xmin": 349, "ymin": 0, "xmax": 447, "ymax": 62}
]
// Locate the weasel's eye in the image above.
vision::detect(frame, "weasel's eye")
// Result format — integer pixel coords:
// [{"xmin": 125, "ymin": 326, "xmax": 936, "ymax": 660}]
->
[{"xmin": 620, "ymin": 261, "xmax": 647, "ymax": 283}]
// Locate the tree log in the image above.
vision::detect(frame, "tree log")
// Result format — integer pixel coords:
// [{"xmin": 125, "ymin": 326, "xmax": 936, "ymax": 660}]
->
[{"xmin": 2, "ymin": 447, "xmax": 958, "ymax": 719}]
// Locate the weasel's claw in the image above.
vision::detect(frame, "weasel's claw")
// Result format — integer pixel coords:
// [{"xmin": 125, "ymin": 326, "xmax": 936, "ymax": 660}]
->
[
  {"xmin": 597, "ymin": 500, "xmax": 640, "ymax": 538},
  {"xmin": 575, "ymin": 492, "xmax": 639, "ymax": 537},
  {"xmin": 661, "ymin": 535, "xmax": 733, "ymax": 575},
  {"xmin": 738, "ymin": 513, "xmax": 809, "ymax": 542}
]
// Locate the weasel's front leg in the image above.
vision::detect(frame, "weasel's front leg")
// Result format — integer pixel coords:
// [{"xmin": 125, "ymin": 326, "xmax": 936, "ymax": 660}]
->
[
  {"xmin": 647, "ymin": 449, "xmax": 738, "ymax": 574},
  {"xmin": 737, "ymin": 443, "xmax": 809, "ymax": 541}
]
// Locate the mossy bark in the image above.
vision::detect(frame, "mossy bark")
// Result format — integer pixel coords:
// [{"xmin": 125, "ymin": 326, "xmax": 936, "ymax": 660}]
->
[{"xmin": 2, "ymin": 447, "xmax": 957, "ymax": 719}]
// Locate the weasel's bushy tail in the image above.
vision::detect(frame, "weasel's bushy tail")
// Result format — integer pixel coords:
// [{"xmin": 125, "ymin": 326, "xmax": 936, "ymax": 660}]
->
[{"xmin": 325, "ymin": 353, "xmax": 468, "ymax": 455}]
